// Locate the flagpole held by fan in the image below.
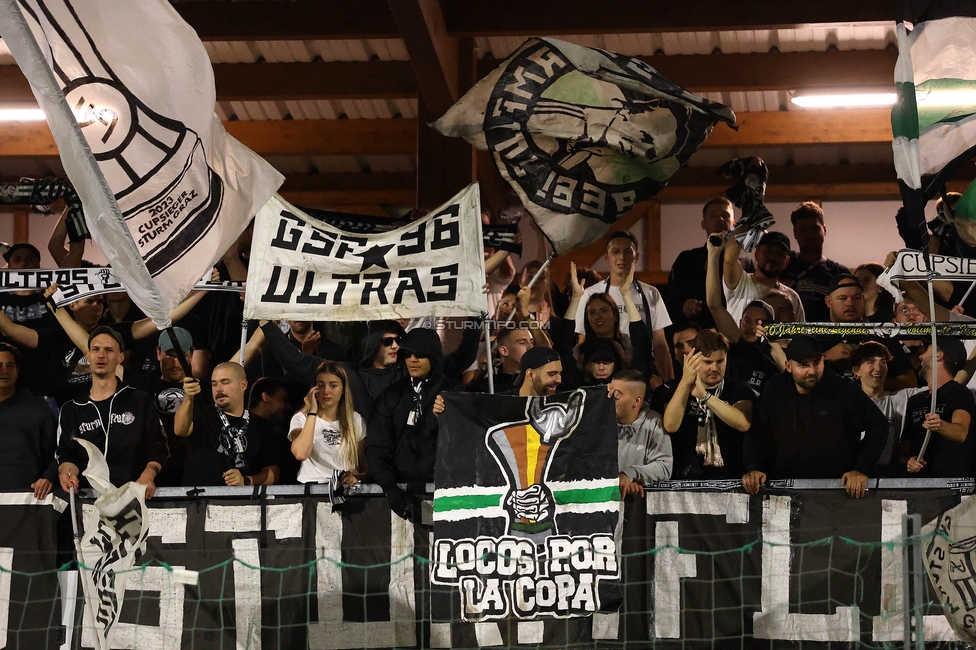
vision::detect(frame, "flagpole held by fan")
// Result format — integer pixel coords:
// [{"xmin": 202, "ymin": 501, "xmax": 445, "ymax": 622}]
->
[
  {"xmin": 917, "ymin": 272, "xmax": 940, "ymax": 463},
  {"xmin": 482, "ymin": 311, "xmax": 495, "ymax": 394},
  {"xmin": 68, "ymin": 486, "xmax": 97, "ymax": 642}
]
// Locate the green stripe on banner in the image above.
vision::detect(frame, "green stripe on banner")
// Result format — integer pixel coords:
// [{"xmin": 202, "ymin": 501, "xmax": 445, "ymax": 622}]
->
[
  {"xmin": 916, "ymin": 78, "xmax": 976, "ymax": 130},
  {"xmin": 434, "ymin": 485, "xmax": 618, "ymax": 512},
  {"xmin": 434, "ymin": 493, "xmax": 503, "ymax": 512},
  {"xmin": 891, "ymin": 81, "xmax": 920, "ymax": 140},
  {"xmin": 554, "ymin": 486, "xmax": 619, "ymax": 505}
]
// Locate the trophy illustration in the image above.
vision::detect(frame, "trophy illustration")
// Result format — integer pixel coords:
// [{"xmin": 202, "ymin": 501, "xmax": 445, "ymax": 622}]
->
[
  {"xmin": 20, "ymin": 0, "xmax": 224, "ymax": 275},
  {"xmin": 486, "ymin": 390, "xmax": 585, "ymax": 545}
]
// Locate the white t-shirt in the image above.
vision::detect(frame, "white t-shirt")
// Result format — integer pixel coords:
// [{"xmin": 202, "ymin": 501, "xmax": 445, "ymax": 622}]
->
[
  {"xmin": 288, "ymin": 410, "xmax": 366, "ymax": 483},
  {"xmin": 724, "ymin": 273, "xmax": 806, "ymax": 323},
  {"xmin": 574, "ymin": 280, "xmax": 672, "ymax": 339}
]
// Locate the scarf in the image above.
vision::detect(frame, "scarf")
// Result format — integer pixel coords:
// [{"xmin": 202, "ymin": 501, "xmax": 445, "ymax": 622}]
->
[{"xmin": 694, "ymin": 380, "xmax": 725, "ymax": 468}]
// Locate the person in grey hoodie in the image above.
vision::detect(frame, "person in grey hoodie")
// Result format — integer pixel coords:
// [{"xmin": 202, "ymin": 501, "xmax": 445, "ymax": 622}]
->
[{"xmin": 608, "ymin": 369, "xmax": 672, "ymax": 498}]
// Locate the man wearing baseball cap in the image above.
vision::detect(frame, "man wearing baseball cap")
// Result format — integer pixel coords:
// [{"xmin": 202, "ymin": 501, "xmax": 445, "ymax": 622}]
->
[
  {"xmin": 903, "ymin": 337, "xmax": 976, "ymax": 478},
  {"xmin": 722, "ymin": 229, "xmax": 805, "ymax": 324},
  {"xmin": 515, "ymin": 346, "xmax": 563, "ymax": 397},
  {"xmin": 742, "ymin": 335, "xmax": 888, "ymax": 498}
]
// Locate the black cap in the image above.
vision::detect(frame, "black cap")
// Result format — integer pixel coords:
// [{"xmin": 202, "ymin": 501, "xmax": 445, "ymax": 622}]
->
[
  {"xmin": 3, "ymin": 242, "xmax": 40, "ymax": 264},
  {"xmin": 936, "ymin": 336, "xmax": 968, "ymax": 369},
  {"xmin": 398, "ymin": 328, "xmax": 442, "ymax": 364},
  {"xmin": 605, "ymin": 230, "xmax": 638, "ymax": 249},
  {"xmin": 757, "ymin": 231, "xmax": 791, "ymax": 253},
  {"xmin": 582, "ymin": 337, "xmax": 621, "ymax": 364},
  {"xmin": 515, "ymin": 346, "xmax": 561, "ymax": 388},
  {"xmin": 826, "ymin": 272, "xmax": 863, "ymax": 295},
  {"xmin": 744, "ymin": 299, "xmax": 775, "ymax": 322},
  {"xmin": 785, "ymin": 335, "xmax": 824, "ymax": 362}
]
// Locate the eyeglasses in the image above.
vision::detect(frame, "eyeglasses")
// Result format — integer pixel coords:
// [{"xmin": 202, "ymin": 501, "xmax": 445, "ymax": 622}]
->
[{"xmin": 381, "ymin": 336, "xmax": 401, "ymax": 347}]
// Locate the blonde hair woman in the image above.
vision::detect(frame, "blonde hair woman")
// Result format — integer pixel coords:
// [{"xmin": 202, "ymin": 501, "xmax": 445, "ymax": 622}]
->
[{"xmin": 290, "ymin": 361, "xmax": 367, "ymax": 485}]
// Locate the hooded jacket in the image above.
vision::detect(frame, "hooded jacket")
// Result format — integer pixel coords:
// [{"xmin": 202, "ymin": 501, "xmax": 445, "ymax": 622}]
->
[
  {"xmin": 56, "ymin": 384, "xmax": 169, "ymax": 488},
  {"xmin": 366, "ymin": 328, "xmax": 464, "ymax": 490}
]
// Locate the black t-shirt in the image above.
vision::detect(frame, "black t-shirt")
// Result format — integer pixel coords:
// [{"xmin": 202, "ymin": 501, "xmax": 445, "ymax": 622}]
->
[
  {"xmin": 905, "ymin": 381, "xmax": 976, "ymax": 478},
  {"xmin": 147, "ymin": 376, "xmax": 187, "ymax": 487},
  {"xmin": 780, "ymin": 254, "xmax": 848, "ymax": 323},
  {"xmin": 726, "ymin": 340, "xmax": 780, "ymax": 397},
  {"xmin": 0, "ymin": 292, "xmax": 56, "ymax": 329},
  {"xmin": 182, "ymin": 398, "xmax": 278, "ymax": 486},
  {"xmin": 821, "ymin": 334, "xmax": 914, "ymax": 384},
  {"xmin": 669, "ymin": 378, "xmax": 755, "ymax": 480}
]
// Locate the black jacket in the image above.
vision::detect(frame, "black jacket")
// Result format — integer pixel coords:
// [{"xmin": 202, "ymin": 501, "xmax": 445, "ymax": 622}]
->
[
  {"xmin": 366, "ymin": 372, "xmax": 463, "ymax": 490},
  {"xmin": 56, "ymin": 384, "xmax": 169, "ymax": 487},
  {"xmin": 0, "ymin": 388, "xmax": 57, "ymax": 489},
  {"xmin": 744, "ymin": 372, "xmax": 888, "ymax": 479}
]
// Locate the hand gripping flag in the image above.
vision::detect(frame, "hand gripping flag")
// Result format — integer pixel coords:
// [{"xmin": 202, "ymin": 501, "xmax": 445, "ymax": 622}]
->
[
  {"xmin": 0, "ymin": 0, "xmax": 283, "ymax": 328},
  {"xmin": 433, "ymin": 38, "xmax": 735, "ymax": 256}
]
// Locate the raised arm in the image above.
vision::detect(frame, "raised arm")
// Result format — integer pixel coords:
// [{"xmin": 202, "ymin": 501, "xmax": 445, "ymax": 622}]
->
[
  {"xmin": 48, "ymin": 206, "xmax": 86, "ymax": 268},
  {"xmin": 722, "ymin": 229, "xmax": 746, "ymax": 291},
  {"xmin": 705, "ymin": 236, "xmax": 742, "ymax": 342},
  {"xmin": 174, "ymin": 377, "xmax": 199, "ymax": 437},
  {"xmin": 0, "ymin": 309, "xmax": 38, "ymax": 348}
]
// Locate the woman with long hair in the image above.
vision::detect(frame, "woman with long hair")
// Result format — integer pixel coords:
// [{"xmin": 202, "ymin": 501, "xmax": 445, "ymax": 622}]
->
[{"xmin": 290, "ymin": 361, "xmax": 367, "ymax": 485}]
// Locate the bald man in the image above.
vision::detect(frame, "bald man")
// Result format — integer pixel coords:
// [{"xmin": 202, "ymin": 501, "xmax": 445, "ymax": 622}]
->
[{"xmin": 175, "ymin": 362, "xmax": 280, "ymax": 487}]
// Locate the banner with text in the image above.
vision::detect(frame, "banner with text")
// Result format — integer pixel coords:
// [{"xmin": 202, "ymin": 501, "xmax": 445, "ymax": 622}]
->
[{"xmin": 244, "ymin": 186, "xmax": 487, "ymax": 321}]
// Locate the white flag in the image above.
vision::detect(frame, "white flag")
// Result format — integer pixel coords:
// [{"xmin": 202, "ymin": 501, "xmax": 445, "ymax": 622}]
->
[
  {"xmin": 245, "ymin": 186, "xmax": 487, "ymax": 321},
  {"xmin": 923, "ymin": 496, "xmax": 976, "ymax": 644},
  {"xmin": 0, "ymin": 0, "xmax": 283, "ymax": 327}
]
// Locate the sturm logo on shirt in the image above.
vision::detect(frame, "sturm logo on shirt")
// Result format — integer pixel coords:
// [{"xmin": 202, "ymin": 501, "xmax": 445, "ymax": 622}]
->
[{"xmin": 111, "ymin": 411, "xmax": 135, "ymax": 425}]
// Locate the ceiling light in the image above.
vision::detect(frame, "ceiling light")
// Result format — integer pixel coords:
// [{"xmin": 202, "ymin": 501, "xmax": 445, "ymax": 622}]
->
[
  {"xmin": 791, "ymin": 93, "xmax": 897, "ymax": 108},
  {"xmin": 0, "ymin": 108, "xmax": 45, "ymax": 121}
]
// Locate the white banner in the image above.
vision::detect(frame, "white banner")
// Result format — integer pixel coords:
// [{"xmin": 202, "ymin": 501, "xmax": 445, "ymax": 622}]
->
[
  {"xmin": 923, "ymin": 495, "xmax": 976, "ymax": 645},
  {"xmin": 244, "ymin": 186, "xmax": 487, "ymax": 321},
  {"xmin": 0, "ymin": 0, "xmax": 282, "ymax": 328},
  {"xmin": 76, "ymin": 439, "xmax": 152, "ymax": 650},
  {"xmin": 881, "ymin": 249, "xmax": 976, "ymax": 283}
]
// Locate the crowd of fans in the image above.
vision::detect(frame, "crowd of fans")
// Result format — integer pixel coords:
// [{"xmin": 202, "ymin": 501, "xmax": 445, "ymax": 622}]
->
[{"xmin": 0, "ymin": 195, "xmax": 974, "ymax": 518}]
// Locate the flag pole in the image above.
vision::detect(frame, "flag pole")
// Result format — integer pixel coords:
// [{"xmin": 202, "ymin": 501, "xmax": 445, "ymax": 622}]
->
[
  {"xmin": 482, "ymin": 311, "xmax": 494, "ymax": 394},
  {"xmin": 503, "ymin": 250, "xmax": 556, "ymax": 327},
  {"xmin": 68, "ymin": 486, "xmax": 96, "ymax": 641},
  {"xmin": 239, "ymin": 319, "xmax": 248, "ymax": 365},
  {"xmin": 917, "ymin": 277, "xmax": 939, "ymax": 462}
]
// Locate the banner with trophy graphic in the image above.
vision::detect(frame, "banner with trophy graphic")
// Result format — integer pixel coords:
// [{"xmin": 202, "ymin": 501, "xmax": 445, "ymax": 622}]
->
[{"xmin": 432, "ymin": 388, "xmax": 622, "ymax": 623}]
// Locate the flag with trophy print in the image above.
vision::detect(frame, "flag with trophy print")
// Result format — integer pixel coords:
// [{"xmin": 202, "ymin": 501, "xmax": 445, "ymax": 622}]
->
[{"xmin": 431, "ymin": 387, "xmax": 621, "ymax": 628}]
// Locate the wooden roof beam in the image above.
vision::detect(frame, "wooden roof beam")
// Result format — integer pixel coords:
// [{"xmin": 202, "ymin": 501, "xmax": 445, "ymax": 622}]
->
[{"xmin": 388, "ymin": 0, "xmax": 458, "ymax": 116}]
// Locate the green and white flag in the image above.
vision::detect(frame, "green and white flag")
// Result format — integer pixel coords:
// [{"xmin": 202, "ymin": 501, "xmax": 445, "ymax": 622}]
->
[{"xmin": 892, "ymin": 3, "xmax": 976, "ymax": 191}]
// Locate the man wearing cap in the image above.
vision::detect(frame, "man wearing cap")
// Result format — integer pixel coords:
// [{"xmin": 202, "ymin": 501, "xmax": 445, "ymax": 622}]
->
[
  {"xmin": 706, "ymin": 236, "xmax": 786, "ymax": 395},
  {"xmin": 148, "ymin": 327, "xmax": 194, "ymax": 487},
  {"xmin": 902, "ymin": 337, "xmax": 976, "ymax": 477},
  {"xmin": 57, "ymin": 326, "xmax": 169, "ymax": 498},
  {"xmin": 663, "ymin": 330, "xmax": 754, "ymax": 480},
  {"xmin": 367, "ymin": 328, "xmax": 462, "ymax": 520},
  {"xmin": 722, "ymin": 229, "xmax": 805, "ymax": 324},
  {"xmin": 779, "ymin": 202, "xmax": 848, "ymax": 322},
  {"xmin": 821, "ymin": 273, "xmax": 916, "ymax": 389},
  {"xmin": 742, "ymin": 335, "xmax": 888, "ymax": 498},
  {"xmin": 573, "ymin": 230, "xmax": 674, "ymax": 381},
  {"xmin": 515, "ymin": 346, "xmax": 563, "ymax": 397}
]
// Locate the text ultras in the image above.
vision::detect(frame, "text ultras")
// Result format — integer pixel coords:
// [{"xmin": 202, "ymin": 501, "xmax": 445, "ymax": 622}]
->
[
  {"xmin": 260, "ymin": 206, "xmax": 462, "ymax": 307},
  {"xmin": 431, "ymin": 534, "xmax": 618, "ymax": 620}
]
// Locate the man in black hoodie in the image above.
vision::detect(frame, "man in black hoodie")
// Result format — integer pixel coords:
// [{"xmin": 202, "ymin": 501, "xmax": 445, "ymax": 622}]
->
[
  {"xmin": 367, "ymin": 328, "xmax": 462, "ymax": 519},
  {"xmin": 742, "ymin": 335, "xmax": 888, "ymax": 499}
]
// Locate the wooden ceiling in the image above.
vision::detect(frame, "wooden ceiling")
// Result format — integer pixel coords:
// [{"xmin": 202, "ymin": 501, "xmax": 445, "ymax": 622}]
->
[{"xmin": 3, "ymin": 0, "xmax": 973, "ymax": 214}]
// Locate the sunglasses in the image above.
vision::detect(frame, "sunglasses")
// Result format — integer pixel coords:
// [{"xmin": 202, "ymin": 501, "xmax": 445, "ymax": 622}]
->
[{"xmin": 381, "ymin": 336, "xmax": 401, "ymax": 347}]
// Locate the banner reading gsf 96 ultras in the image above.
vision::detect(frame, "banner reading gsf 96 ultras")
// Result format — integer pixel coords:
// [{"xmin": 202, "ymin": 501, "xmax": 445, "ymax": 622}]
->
[
  {"xmin": 432, "ymin": 388, "xmax": 622, "ymax": 623},
  {"xmin": 244, "ymin": 185, "xmax": 487, "ymax": 322}
]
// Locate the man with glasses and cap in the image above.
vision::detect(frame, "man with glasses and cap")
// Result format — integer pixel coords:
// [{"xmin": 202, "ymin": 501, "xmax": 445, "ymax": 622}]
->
[
  {"xmin": 367, "ymin": 328, "xmax": 462, "ymax": 520},
  {"xmin": 742, "ymin": 335, "xmax": 888, "ymax": 498}
]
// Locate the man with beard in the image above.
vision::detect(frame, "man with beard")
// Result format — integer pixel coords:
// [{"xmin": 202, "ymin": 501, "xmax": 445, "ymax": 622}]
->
[
  {"xmin": 821, "ymin": 274, "xmax": 916, "ymax": 389},
  {"xmin": 742, "ymin": 335, "xmax": 888, "ymax": 498},
  {"xmin": 662, "ymin": 330, "xmax": 754, "ymax": 480},
  {"xmin": 515, "ymin": 346, "xmax": 563, "ymax": 397},
  {"xmin": 903, "ymin": 338, "xmax": 976, "ymax": 478},
  {"xmin": 176, "ymin": 362, "xmax": 279, "ymax": 487},
  {"xmin": 723, "ymin": 230, "xmax": 805, "ymax": 323},
  {"xmin": 851, "ymin": 342, "xmax": 925, "ymax": 477},
  {"xmin": 367, "ymin": 329, "xmax": 461, "ymax": 520},
  {"xmin": 609, "ymin": 370, "xmax": 672, "ymax": 498},
  {"xmin": 780, "ymin": 202, "xmax": 848, "ymax": 322}
]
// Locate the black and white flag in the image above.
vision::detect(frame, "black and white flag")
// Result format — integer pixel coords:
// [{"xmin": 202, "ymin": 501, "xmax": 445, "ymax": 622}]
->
[
  {"xmin": 244, "ymin": 185, "xmax": 487, "ymax": 321},
  {"xmin": 0, "ymin": 0, "xmax": 283, "ymax": 328},
  {"xmin": 433, "ymin": 38, "xmax": 735, "ymax": 255}
]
